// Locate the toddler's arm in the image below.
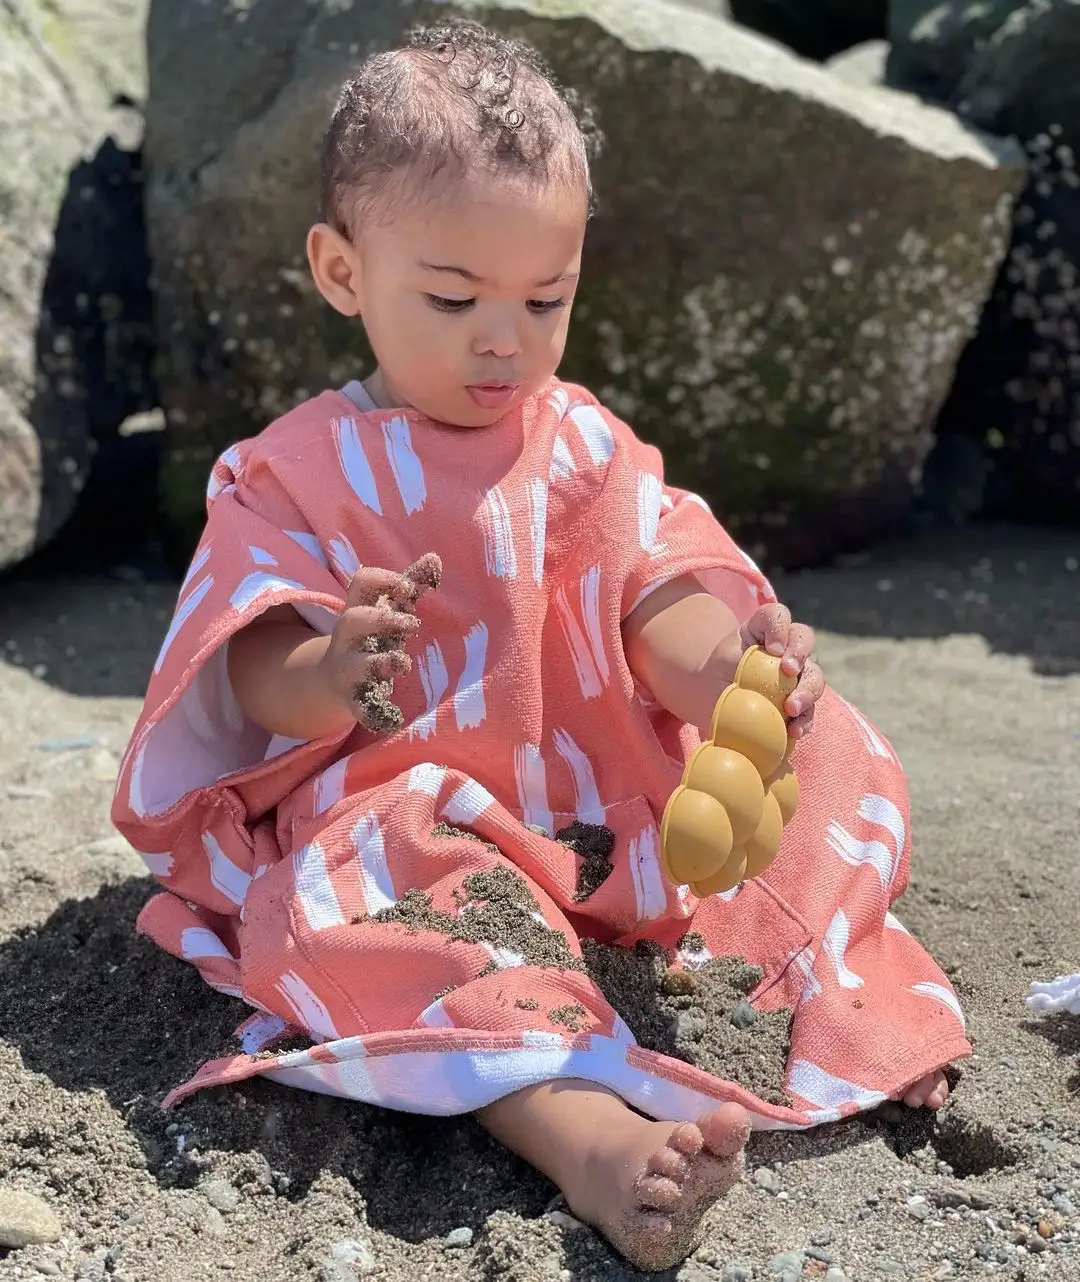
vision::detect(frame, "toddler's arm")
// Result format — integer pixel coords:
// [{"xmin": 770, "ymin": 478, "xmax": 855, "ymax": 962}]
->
[
  {"xmin": 228, "ymin": 606, "xmax": 357, "ymax": 740},
  {"xmin": 622, "ymin": 574, "xmax": 822, "ymax": 737},
  {"xmin": 227, "ymin": 566, "xmax": 426, "ymax": 740}
]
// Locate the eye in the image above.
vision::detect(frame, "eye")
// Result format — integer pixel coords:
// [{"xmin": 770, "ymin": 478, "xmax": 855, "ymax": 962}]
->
[
  {"xmin": 527, "ymin": 298, "xmax": 567, "ymax": 315},
  {"xmin": 425, "ymin": 294, "xmax": 474, "ymax": 313}
]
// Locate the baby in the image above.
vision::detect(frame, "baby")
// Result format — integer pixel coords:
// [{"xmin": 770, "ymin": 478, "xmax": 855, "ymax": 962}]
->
[{"xmin": 113, "ymin": 21, "xmax": 967, "ymax": 1271}]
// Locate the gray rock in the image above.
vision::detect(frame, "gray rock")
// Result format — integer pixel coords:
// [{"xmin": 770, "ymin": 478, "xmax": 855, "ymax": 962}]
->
[
  {"xmin": 445, "ymin": 1226, "xmax": 474, "ymax": 1248},
  {"xmin": 328, "ymin": 1239, "xmax": 376, "ymax": 1273},
  {"xmin": 886, "ymin": 0, "xmax": 1018, "ymax": 98},
  {"xmin": 768, "ymin": 1251, "xmax": 804, "ymax": 1277},
  {"xmin": 721, "ymin": 1266, "xmax": 753, "ymax": 1282},
  {"xmin": 0, "ymin": 0, "xmax": 155, "ymax": 570},
  {"xmin": 753, "ymin": 1165, "xmax": 782, "ymax": 1193},
  {"xmin": 146, "ymin": 0, "xmax": 1022, "ymax": 571},
  {"xmin": 0, "ymin": 1188, "xmax": 62, "ymax": 1249},
  {"xmin": 824, "ymin": 1270, "xmax": 850, "ymax": 1282},
  {"xmin": 201, "ymin": 1177, "xmax": 241, "ymax": 1214},
  {"xmin": 1052, "ymin": 1193, "xmax": 1076, "ymax": 1216},
  {"xmin": 730, "ymin": 999, "xmax": 757, "ymax": 1030},
  {"xmin": 907, "ymin": 1194, "xmax": 932, "ymax": 1220},
  {"xmin": 956, "ymin": 0, "xmax": 1080, "ymax": 147}
]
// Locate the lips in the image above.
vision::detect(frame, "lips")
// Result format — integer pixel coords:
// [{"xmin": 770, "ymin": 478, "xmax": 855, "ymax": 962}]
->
[{"xmin": 466, "ymin": 382, "xmax": 520, "ymax": 410}]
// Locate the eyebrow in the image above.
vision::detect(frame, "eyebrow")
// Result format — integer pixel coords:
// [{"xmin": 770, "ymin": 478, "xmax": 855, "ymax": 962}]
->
[{"xmin": 419, "ymin": 261, "xmax": 578, "ymax": 288}]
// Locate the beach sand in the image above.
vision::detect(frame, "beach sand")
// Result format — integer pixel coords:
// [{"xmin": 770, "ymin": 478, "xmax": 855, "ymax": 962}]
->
[{"xmin": 0, "ymin": 522, "xmax": 1077, "ymax": 1281}]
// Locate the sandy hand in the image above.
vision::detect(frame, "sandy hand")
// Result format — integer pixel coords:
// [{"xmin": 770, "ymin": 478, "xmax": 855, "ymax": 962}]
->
[
  {"xmin": 321, "ymin": 555, "xmax": 442, "ymax": 734},
  {"xmin": 740, "ymin": 602, "xmax": 825, "ymax": 738}
]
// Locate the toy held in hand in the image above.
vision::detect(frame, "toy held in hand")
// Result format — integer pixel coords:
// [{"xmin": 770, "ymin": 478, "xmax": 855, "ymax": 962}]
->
[{"xmin": 660, "ymin": 646, "xmax": 800, "ymax": 897}]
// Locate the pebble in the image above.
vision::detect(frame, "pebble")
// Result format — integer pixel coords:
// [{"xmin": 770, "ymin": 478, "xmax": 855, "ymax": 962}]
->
[
  {"xmin": 32, "ymin": 1263, "xmax": 62, "ymax": 1277},
  {"xmin": 720, "ymin": 1266, "xmax": 752, "ymax": 1282},
  {"xmin": 328, "ymin": 1239, "xmax": 375, "ymax": 1273},
  {"xmin": 202, "ymin": 1178, "xmax": 240, "ymax": 1214},
  {"xmin": 906, "ymin": 1194, "xmax": 931, "ymax": 1220},
  {"xmin": 546, "ymin": 1210, "xmax": 586, "ymax": 1232},
  {"xmin": 0, "ymin": 1189, "xmax": 62, "ymax": 1248},
  {"xmin": 752, "ymin": 1165, "xmax": 781, "ymax": 1193},
  {"xmin": 767, "ymin": 1250, "xmax": 804, "ymax": 1277},
  {"xmin": 811, "ymin": 1228, "xmax": 836, "ymax": 1246},
  {"xmin": 1052, "ymin": 1193, "xmax": 1075, "ymax": 1216},
  {"xmin": 729, "ymin": 1000, "xmax": 757, "ymax": 1030},
  {"xmin": 445, "ymin": 1227, "xmax": 474, "ymax": 1248},
  {"xmin": 824, "ymin": 1270, "xmax": 850, "ymax": 1282}
]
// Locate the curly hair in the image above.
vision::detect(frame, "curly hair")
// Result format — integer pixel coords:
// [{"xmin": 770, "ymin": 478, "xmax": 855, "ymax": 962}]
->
[{"xmin": 320, "ymin": 20, "xmax": 602, "ymax": 237}]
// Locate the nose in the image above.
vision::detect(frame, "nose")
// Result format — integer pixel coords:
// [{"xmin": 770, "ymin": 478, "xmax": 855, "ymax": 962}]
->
[{"xmin": 473, "ymin": 310, "xmax": 523, "ymax": 360}]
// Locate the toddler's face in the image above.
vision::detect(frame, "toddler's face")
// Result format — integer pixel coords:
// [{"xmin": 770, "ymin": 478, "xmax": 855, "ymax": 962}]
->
[{"xmin": 313, "ymin": 172, "xmax": 587, "ymax": 427}]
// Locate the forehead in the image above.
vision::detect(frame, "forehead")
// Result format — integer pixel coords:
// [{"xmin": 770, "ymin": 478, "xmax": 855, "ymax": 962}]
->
[{"xmin": 366, "ymin": 172, "xmax": 588, "ymax": 284}]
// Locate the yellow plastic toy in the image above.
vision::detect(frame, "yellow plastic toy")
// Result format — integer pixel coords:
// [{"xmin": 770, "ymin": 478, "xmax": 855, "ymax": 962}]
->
[{"xmin": 659, "ymin": 646, "xmax": 800, "ymax": 897}]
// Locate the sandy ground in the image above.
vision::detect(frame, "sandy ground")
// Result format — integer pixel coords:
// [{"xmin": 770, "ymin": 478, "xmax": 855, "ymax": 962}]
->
[{"xmin": 0, "ymin": 522, "xmax": 1078, "ymax": 1282}]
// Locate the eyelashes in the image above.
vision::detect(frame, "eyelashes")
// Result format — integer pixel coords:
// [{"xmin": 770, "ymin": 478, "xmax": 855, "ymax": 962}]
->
[{"xmin": 424, "ymin": 294, "xmax": 567, "ymax": 315}]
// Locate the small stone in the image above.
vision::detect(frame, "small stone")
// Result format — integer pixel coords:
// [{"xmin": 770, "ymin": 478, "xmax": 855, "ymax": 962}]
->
[
  {"xmin": 546, "ymin": 1210, "xmax": 586, "ymax": 1232},
  {"xmin": 1052, "ymin": 1193, "xmax": 1075, "ymax": 1216},
  {"xmin": 202, "ymin": 1207, "xmax": 228, "ymax": 1238},
  {"xmin": 328, "ymin": 1239, "xmax": 375, "ymax": 1273},
  {"xmin": 1037, "ymin": 1219, "xmax": 1057, "ymax": 1238},
  {"xmin": 721, "ymin": 1266, "xmax": 752, "ymax": 1282},
  {"xmin": 0, "ymin": 1189, "xmax": 62, "ymax": 1248},
  {"xmin": 754, "ymin": 1166, "xmax": 781, "ymax": 1194},
  {"xmin": 661, "ymin": 967, "xmax": 699, "ymax": 997},
  {"xmin": 729, "ymin": 999, "xmax": 757, "ymax": 1029},
  {"xmin": 201, "ymin": 1178, "xmax": 240, "ymax": 1214},
  {"xmin": 32, "ymin": 1263, "xmax": 62, "ymax": 1277},
  {"xmin": 824, "ymin": 1270, "xmax": 850, "ymax": 1282},
  {"xmin": 445, "ymin": 1227, "xmax": 474, "ymax": 1248},
  {"xmin": 930, "ymin": 1186, "xmax": 992, "ymax": 1211},
  {"xmin": 671, "ymin": 1010, "xmax": 707, "ymax": 1042},
  {"xmin": 811, "ymin": 1229, "xmax": 836, "ymax": 1246},
  {"xmin": 906, "ymin": 1195, "xmax": 931, "ymax": 1221},
  {"xmin": 806, "ymin": 1246, "xmax": 834, "ymax": 1264},
  {"xmin": 1028, "ymin": 1234, "xmax": 1048, "ymax": 1253},
  {"xmin": 768, "ymin": 1251, "xmax": 804, "ymax": 1277}
]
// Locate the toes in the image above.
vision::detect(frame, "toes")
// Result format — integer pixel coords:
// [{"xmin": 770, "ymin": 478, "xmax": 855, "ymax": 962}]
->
[
  {"xmin": 646, "ymin": 1145, "xmax": 690, "ymax": 1183},
  {"xmin": 903, "ymin": 1085, "xmax": 929, "ymax": 1108},
  {"xmin": 697, "ymin": 1102, "xmax": 751, "ymax": 1160},
  {"xmin": 667, "ymin": 1123, "xmax": 705, "ymax": 1159},
  {"xmin": 636, "ymin": 1173, "xmax": 682, "ymax": 1212}
]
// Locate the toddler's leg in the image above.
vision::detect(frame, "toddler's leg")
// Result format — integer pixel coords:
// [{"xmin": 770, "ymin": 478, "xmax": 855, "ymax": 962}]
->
[{"xmin": 479, "ymin": 1081, "xmax": 749, "ymax": 1272}]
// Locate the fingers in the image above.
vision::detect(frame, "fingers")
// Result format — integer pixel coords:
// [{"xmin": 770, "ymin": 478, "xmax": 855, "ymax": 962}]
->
[
  {"xmin": 742, "ymin": 603, "xmax": 791, "ymax": 657},
  {"xmin": 780, "ymin": 622, "xmax": 815, "ymax": 676},
  {"xmin": 345, "ymin": 565, "xmax": 419, "ymax": 610},
  {"xmin": 324, "ymin": 649, "xmax": 413, "ymax": 703},
  {"xmin": 784, "ymin": 659, "xmax": 825, "ymax": 722}
]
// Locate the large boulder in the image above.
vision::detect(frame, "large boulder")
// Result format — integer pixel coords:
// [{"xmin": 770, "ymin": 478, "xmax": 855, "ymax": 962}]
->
[
  {"xmin": 887, "ymin": 0, "xmax": 1018, "ymax": 98},
  {"xmin": 147, "ymin": 0, "xmax": 1023, "ymax": 568},
  {"xmin": 0, "ymin": 1, "xmax": 155, "ymax": 571},
  {"xmin": 887, "ymin": 0, "xmax": 1080, "ymax": 518}
]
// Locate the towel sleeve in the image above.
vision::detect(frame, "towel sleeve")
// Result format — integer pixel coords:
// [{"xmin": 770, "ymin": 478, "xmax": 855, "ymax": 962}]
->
[{"xmin": 111, "ymin": 439, "xmax": 355, "ymax": 913}]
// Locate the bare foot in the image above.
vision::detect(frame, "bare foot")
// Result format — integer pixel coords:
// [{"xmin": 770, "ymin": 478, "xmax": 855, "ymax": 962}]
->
[
  {"xmin": 479, "ymin": 1081, "xmax": 750, "ymax": 1271},
  {"xmin": 895, "ymin": 1069, "xmax": 949, "ymax": 1109}
]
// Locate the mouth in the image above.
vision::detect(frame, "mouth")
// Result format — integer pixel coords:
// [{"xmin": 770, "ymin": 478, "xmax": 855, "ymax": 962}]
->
[{"xmin": 466, "ymin": 381, "xmax": 521, "ymax": 409}]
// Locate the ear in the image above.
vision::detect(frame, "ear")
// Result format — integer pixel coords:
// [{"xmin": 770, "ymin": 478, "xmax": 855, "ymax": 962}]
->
[{"xmin": 307, "ymin": 222, "xmax": 362, "ymax": 317}]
